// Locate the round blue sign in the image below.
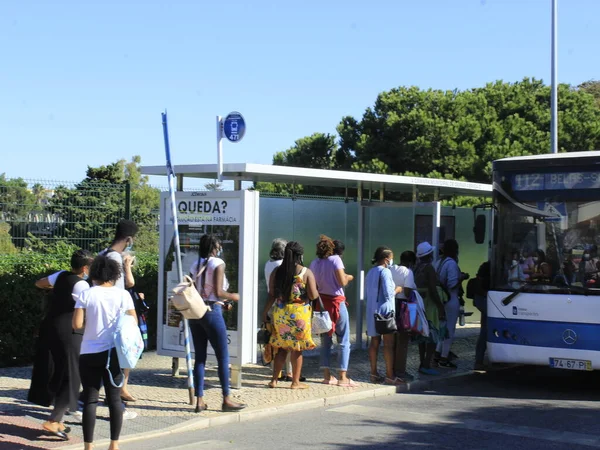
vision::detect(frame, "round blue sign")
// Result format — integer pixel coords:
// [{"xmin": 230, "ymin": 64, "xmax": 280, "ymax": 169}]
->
[{"xmin": 222, "ymin": 111, "xmax": 246, "ymax": 143}]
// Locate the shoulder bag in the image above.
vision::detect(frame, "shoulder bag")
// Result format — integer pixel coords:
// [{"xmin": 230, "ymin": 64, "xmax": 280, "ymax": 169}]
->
[
  {"xmin": 374, "ymin": 270, "xmax": 397, "ymax": 335},
  {"xmin": 312, "ymin": 297, "xmax": 333, "ymax": 335}
]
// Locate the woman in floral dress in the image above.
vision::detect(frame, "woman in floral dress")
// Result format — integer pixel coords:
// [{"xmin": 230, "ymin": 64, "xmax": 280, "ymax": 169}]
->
[{"xmin": 262, "ymin": 241, "xmax": 318, "ymax": 389}]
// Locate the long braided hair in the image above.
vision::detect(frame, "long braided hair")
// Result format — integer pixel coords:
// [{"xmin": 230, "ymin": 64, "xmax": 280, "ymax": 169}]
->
[
  {"xmin": 197, "ymin": 234, "xmax": 221, "ymax": 294},
  {"xmin": 274, "ymin": 241, "xmax": 304, "ymax": 301}
]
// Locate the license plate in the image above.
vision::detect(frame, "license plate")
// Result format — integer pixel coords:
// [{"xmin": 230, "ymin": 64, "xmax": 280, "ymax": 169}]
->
[{"xmin": 549, "ymin": 358, "xmax": 593, "ymax": 371}]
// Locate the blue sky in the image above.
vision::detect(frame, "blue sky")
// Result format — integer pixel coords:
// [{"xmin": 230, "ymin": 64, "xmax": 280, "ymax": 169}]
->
[{"xmin": 1, "ymin": 0, "xmax": 599, "ymax": 185}]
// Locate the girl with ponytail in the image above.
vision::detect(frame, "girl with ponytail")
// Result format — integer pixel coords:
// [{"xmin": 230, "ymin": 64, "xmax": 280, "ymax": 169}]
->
[
  {"xmin": 262, "ymin": 241, "xmax": 318, "ymax": 389},
  {"xmin": 188, "ymin": 234, "xmax": 246, "ymax": 413}
]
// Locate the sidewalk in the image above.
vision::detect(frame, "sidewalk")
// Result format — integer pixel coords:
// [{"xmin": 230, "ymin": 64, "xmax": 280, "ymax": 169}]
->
[{"xmin": 0, "ymin": 326, "xmax": 481, "ymax": 450}]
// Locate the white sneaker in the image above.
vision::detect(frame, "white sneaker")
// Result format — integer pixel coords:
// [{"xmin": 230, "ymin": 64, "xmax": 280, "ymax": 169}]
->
[
  {"xmin": 67, "ymin": 410, "xmax": 83, "ymax": 421},
  {"xmin": 123, "ymin": 409, "xmax": 138, "ymax": 420}
]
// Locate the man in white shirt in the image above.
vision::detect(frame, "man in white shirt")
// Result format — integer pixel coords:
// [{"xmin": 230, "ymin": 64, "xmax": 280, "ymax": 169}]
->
[
  {"xmin": 389, "ymin": 251, "xmax": 417, "ymax": 381},
  {"xmin": 99, "ymin": 219, "xmax": 139, "ymax": 410}
]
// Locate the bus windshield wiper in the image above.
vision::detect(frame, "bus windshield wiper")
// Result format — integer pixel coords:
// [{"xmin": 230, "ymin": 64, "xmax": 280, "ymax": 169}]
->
[{"xmin": 501, "ymin": 285, "xmax": 533, "ymax": 306}]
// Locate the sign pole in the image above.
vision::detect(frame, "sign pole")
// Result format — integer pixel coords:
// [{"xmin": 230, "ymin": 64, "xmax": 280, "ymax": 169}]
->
[
  {"xmin": 217, "ymin": 116, "xmax": 223, "ymax": 182},
  {"xmin": 550, "ymin": 0, "xmax": 558, "ymax": 154},
  {"xmin": 161, "ymin": 111, "xmax": 195, "ymax": 405}
]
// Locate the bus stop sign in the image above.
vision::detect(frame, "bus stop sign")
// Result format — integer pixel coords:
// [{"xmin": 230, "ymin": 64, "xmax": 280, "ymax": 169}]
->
[{"xmin": 223, "ymin": 112, "xmax": 246, "ymax": 143}]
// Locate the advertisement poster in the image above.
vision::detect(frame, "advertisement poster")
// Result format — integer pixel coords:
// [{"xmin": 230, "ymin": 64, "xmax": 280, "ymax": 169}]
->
[{"xmin": 158, "ymin": 191, "xmax": 259, "ymax": 365}]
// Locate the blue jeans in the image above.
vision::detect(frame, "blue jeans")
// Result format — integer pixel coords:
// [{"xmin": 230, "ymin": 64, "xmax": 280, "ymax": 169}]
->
[
  {"xmin": 320, "ymin": 302, "xmax": 351, "ymax": 371},
  {"xmin": 189, "ymin": 304, "xmax": 230, "ymax": 397},
  {"xmin": 474, "ymin": 294, "xmax": 487, "ymax": 364}
]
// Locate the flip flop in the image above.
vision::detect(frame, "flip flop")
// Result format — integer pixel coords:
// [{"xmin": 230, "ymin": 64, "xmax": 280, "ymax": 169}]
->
[
  {"xmin": 290, "ymin": 383, "xmax": 309, "ymax": 390},
  {"xmin": 370, "ymin": 374, "xmax": 384, "ymax": 384},
  {"xmin": 42, "ymin": 423, "xmax": 69, "ymax": 441},
  {"xmin": 384, "ymin": 377, "xmax": 406, "ymax": 386},
  {"xmin": 337, "ymin": 379, "xmax": 358, "ymax": 388},
  {"xmin": 321, "ymin": 377, "xmax": 338, "ymax": 385}
]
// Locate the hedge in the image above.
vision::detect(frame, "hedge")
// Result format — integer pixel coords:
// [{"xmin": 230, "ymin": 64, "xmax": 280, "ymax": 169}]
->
[{"xmin": 0, "ymin": 252, "xmax": 158, "ymax": 368}]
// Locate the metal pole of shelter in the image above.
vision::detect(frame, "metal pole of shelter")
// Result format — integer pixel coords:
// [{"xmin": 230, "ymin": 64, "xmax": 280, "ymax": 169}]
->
[
  {"xmin": 432, "ymin": 201, "xmax": 441, "ymax": 263},
  {"xmin": 162, "ymin": 111, "xmax": 195, "ymax": 405},
  {"xmin": 356, "ymin": 182, "xmax": 364, "ymax": 349},
  {"xmin": 550, "ymin": 0, "xmax": 558, "ymax": 154}
]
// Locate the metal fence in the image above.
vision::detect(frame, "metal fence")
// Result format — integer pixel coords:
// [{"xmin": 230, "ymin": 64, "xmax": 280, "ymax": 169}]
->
[{"xmin": 0, "ymin": 178, "xmax": 130, "ymax": 252}]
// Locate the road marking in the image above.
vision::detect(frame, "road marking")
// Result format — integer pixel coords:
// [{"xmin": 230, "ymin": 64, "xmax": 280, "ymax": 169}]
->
[
  {"xmin": 329, "ymin": 405, "xmax": 600, "ymax": 448},
  {"xmin": 160, "ymin": 440, "xmax": 234, "ymax": 450}
]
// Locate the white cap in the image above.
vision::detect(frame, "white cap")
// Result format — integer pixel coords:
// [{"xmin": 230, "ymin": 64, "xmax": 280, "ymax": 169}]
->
[{"xmin": 416, "ymin": 242, "xmax": 434, "ymax": 258}]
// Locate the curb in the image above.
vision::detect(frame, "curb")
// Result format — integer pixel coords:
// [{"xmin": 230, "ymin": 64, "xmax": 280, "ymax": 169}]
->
[{"xmin": 58, "ymin": 368, "xmax": 477, "ymax": 450}]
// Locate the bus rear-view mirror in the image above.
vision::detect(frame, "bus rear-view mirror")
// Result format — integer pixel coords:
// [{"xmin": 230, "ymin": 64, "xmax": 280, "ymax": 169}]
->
[{"xmin": 474, "ymin": 214, "xmax": 486, "ymax": 244}]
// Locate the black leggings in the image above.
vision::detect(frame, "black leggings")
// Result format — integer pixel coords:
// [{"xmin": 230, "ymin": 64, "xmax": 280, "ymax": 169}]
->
[{"xmin": 79, "ymin": 348, "xmax": 123, "ymax": 443}]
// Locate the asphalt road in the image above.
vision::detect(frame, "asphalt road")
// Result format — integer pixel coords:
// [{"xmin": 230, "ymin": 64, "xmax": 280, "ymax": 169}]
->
[{"xmin": 125, "ymin": 367, "xmax": 600, "ymax": 450}]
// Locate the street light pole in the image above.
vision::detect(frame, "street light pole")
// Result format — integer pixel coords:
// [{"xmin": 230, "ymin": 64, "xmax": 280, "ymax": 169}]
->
[{"xmin": 550, "ymin": 0, "xmax": 558, "ymax": 154}]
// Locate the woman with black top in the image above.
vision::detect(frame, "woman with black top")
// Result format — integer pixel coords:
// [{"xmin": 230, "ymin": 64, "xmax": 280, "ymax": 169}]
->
[
  {"xmin": 189, "ymin": 234, "xmax": 246, "ymax": 413},
  {"xmin": 30, "ymin": 249, "xmax": 93, "ymax": 440}
]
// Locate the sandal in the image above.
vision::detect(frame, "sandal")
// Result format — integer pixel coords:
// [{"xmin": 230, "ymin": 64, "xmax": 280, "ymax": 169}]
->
[
  {"xmin": 42, "ymin": 422, "xmax": 69, "ymax": 441},
  {"xmin": 121, "ymin": 393, "xmax": 137, "ymax": 402},
  {"xmin": 370, "ymin": 374, "xmax": 384, "ymax": 384},
  {"xmin": 321, "ymin": 376, "xmax": 338, "ymax": 385},
  {"xmin": 384, "ymin": 377, "xmax": 406, "ymax": 386},
  {"xmin": 337, "ymin": 379, "xmax": 358, "ymax": 388}
]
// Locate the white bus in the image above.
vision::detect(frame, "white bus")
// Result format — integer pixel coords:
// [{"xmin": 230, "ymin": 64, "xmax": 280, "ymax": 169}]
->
[{"xmin": 474, "ymin": 151, "xmax": 600, "ymax": 371}]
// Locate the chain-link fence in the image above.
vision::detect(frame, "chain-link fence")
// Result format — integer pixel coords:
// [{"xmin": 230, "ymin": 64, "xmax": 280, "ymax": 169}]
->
[{"xmin": 0, "ymin": 178, "xmax": 130, "ymax": 252}]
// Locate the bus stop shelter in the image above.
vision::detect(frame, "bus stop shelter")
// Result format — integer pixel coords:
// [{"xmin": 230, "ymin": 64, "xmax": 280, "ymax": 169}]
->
[{"xmin": 142, "ymin": 162, "xmax": 492, "ymax": 348}]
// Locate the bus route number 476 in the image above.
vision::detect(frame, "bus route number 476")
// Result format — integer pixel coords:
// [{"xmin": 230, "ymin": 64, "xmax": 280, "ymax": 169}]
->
[{"xmin": 549, "ymin": 357, "xmax": 592, "ymax": 371}]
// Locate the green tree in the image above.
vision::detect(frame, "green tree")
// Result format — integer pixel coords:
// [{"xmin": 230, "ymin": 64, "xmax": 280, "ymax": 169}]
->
[
  {"xmin": 579, "ymin": 80, "xmax": 600, "ymax": 108},
  {"xmin": 0, "ymin": 174, "xmax": 36, "ymax": 219},
  {"xmin": 48, "ymin": 156, "xmax": 160, "ymax": 251}
]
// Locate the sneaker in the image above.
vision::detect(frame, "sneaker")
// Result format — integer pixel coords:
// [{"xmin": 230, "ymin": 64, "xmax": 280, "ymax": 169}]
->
[
  {"xmin": 123, "ymin": 409, "xmax": 138, "ymax": 420},
  {"xmin": 67, "ymin": 410, "xmax": 83, "ymax": 421},
  {"xmin": 418, "ymin": 367, "xmax": 441, "ymax": 376},
  {"xmin": 437, "ymin": 360, "xmax": 457, "ymax": 369},
  {"xmin": 474, "ymin": 363, "xmax": 487, "ymax": 371},
  {"xmin": 448, "ymin": 351, "xmax": 459, "ymax": 361}
]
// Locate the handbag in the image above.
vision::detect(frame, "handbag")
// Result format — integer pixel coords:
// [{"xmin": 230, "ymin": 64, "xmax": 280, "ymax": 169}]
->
[
  {"xmin": 171, "ymin": 275, "xmax": 210, "ymax": 320},
  {"xmin": 107, "ymin": 307, "xmax": 145, "ymax": 388},
  {"xmin": 374, "ymin": 271, "xmax": 397, "ymax": 335},
  {"xmin": 312, "ymin": 297, "xmax": 333, "ymax": 335},
  {"xmin": 398, "ymin": 300, "xmax": 411, "ymax": 331},
  {"xmin": 257, "ymin": 322, "xmax": 271, "ymax": 345}
]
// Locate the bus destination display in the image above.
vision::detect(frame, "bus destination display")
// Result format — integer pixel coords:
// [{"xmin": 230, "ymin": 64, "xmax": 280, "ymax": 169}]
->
[{"xmin": 511, "ymin": 172, "xmax": 600, "ymax": 191}]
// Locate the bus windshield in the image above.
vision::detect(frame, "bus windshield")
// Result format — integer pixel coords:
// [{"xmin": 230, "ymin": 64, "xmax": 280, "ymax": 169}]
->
[{"xmin": 493, "ymin": 173, "xmax": 600, "ymax": 295}]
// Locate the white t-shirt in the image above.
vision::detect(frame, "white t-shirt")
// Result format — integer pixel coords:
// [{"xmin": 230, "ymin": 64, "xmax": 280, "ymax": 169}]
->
[
  {"xmin": 264, "ymin": 259, "xmax": 283, "ymax": 293},
  {"xmin": 101, "ymin": 249, "xmax": 126, "ymax": 290},
  {"xmin": 47, "ymin": 270, "xmax": 90, "ymax": 300},
  {"xmin": 75, "ymin": 286, "xmax": 135, "ymax": 355},
  {"xmin": 389, "ymin": 265, "xmax": 417, "ymax": 300},
  {"xmin": 190, "ymin": 257, "xmax": 229, "ymax": 302}
]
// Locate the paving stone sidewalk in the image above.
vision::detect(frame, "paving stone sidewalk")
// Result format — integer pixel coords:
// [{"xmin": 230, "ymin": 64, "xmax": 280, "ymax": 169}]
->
[{"xmin": 0, "ymin": 326, "xmax": 480, "ymax": 450}]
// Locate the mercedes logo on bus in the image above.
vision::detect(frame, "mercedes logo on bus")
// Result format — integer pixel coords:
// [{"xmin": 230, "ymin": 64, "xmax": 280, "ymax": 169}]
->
[{"xmin": 562, "ymin": 329, "xmax": 578, "ymax": 345}]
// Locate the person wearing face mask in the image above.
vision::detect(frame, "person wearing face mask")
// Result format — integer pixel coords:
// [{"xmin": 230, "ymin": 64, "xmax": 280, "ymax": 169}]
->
[
  {"xmin": 508, "ymin": 251, "xmax": 526, "ymax": 289},
  {"xmin": 531, "ymin": 249, "xmax": 552, "ymax": 283},
  {"xmin": 189, "ymin": 234, "xmax": 246, "ymax": 412},
  {"xmin": 434, "ymin": 239, "xmax": 465, "ymax": 369},
  {"xmin": 389, "ymin": 251, "xmax": 418, "ymax": 381},
  {"xmin": 519, "ymin": 249, "xmax": 535, "ymax": 280},
  {"xmin": 365, "ymin": 246, "xmax": 404, "ymax": 385},
  {"xmin": 580, "ymin": 245, "xmax": 600, "ymax": 283},
  {"xmin": 99, "ymin": 219, "xmax": 139, "ymax": 404},
  {"xmin": 30, "ymin": 249, "xmax": 93, "ymax": 439}
]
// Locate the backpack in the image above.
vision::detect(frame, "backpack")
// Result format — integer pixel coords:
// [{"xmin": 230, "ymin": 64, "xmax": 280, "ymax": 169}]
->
[{"xmin": 106, "ymin": 308, "xmax": 144, "ymax": 388}]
